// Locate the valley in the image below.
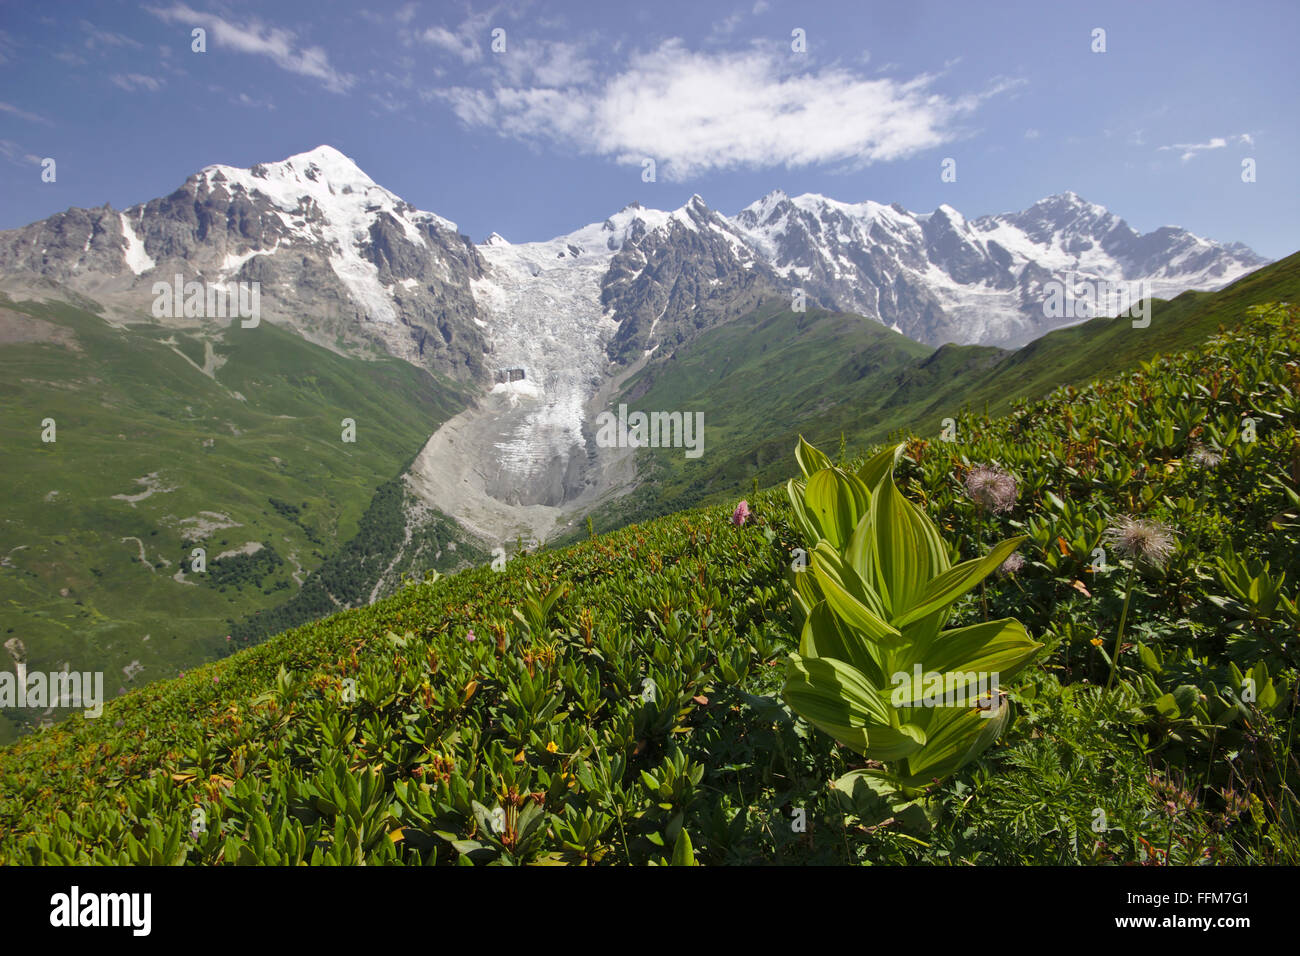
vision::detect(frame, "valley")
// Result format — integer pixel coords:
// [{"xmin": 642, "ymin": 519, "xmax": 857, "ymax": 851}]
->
[
  {"xmin": 0, "ymin": 298, "xmax": 480, "ymax": 742},
  {"xmin": 0, "ymin": 145, "xmax": 1285, "ymax": 744}
]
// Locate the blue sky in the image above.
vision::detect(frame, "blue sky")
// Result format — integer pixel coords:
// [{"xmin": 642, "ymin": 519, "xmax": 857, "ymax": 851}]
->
[{"xmin": 1, "ymin": 0, "xmax": 1296, "ymax": 257}]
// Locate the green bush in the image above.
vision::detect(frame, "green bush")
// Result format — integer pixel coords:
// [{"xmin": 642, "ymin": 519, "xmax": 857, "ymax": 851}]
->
[{"xmin": 782, "ymin": 438, "xmax": 1041, "ymax": 791}]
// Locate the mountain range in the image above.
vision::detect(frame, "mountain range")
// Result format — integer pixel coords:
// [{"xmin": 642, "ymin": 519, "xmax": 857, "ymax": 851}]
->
[
  {"xmin": 0, "ymin": 145, "xmax": 1265, "ymax": 362},
  {"xmin": 0, "ymin": 145, "xmax": 1268, "ymax": 546}
]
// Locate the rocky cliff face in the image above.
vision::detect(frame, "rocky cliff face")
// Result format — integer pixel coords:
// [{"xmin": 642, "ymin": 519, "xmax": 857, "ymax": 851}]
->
[
  {"xmin": 597, "ymin": 196, "xmax": 780, "ymax": 363},
  {"xmin": 729, "ymin": 189, "xmax": 1268, "ymax": 346},
  {"xmin": 0, "ymin": 145, "xmax": 491, "ymax": 380}
]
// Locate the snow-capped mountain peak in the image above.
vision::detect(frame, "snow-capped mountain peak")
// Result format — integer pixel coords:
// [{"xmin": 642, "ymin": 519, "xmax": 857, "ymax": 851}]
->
[
  {"xmin": 199, "ymin": 144, "xmax": 457, "ymax": 238},
  {"xmin": 728, "ymin": 188, "xmax": 1267, "ymax": 345},
  {"xmin": 233, "ymin": 144, "xmax": 376, "ymax": 188},
  {"xmin": 0, "ymin": 145, "xmax": 1270, "ymax": 360}
]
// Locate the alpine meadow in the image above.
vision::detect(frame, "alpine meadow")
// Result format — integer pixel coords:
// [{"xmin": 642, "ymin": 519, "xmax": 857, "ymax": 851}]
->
[{"xmin": 0, "ymin": 0, "xmax": 1297, "ymax": 911}]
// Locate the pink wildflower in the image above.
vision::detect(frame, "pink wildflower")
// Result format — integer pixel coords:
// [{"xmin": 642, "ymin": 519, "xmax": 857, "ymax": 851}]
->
[{"xmin": 732, "ymin": 500, "xmax": 751, "ymax": 526}]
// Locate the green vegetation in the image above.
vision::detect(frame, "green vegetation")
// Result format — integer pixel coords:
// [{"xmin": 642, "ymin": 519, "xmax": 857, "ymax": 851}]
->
[
  {"xmin": 205, "ymin": 543, "xmax": 284, "ymax": 590},
  {"xmin": 227, "ymin": 476, "xmax": 489, "ymax": 646},
  {"xmin": 1, "ymin": 303, "xmax": 1295, "ymax": 864},
  {"xmin": 572, "ymin": 252, "xmax": 1300, "ymax": 539},
  {"xmin": 782, "ymin": 439, "xmax": 1041, "ymax": 790},
  {"xmin": 0, "ymin": 295, "xmax": 479, "ymax": 742}
]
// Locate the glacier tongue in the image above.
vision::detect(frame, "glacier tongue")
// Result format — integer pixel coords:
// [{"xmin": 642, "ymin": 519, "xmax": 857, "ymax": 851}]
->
[
  {"xmin": 470, "ymin": 231, "xmax": 620, "ymax": 503},
  {"xmin": 407, "ymin": 221, "xmax": 640, "ymax": 546}
]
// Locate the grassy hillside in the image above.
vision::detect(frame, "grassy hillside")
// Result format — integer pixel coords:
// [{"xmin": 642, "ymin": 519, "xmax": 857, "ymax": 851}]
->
[
  {"xmin": 0, "ymin": 295, "xmax": 480, "ymax": 742},
  {"xmin": 571, "ymin": 254, "xmax": 1300, "ymax": 540},
  {"xmin": 575, "ymin": 301, "xmax": 931, "ymax": 533},
  {"xmin": 1, "ymin": 302, "xmax": 1295, "ymax": 865}
]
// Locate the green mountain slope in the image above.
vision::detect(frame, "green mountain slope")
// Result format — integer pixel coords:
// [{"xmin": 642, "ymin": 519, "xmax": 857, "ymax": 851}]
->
[
  {"xmin": 579, "ymin": 300, "xmax": 930, "ymax": 531},
  {"xmin": 1, "ymin": 302, "xmax": 1295, "ymax": 865},
  {"xmin": 946, "ymin": 249, "xmax": 1300, "ymax": 415},
  {"xmin": 0, "ymin": 294, "xmax": 479, "ymax": 742},
  {"xmin": 571, "ymin": 253, "xmax": 1300, "ymax": 539}
]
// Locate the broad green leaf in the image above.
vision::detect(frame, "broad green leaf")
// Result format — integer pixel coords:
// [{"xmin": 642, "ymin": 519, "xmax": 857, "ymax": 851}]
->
[
  {"xmin": 670, "ymin": 828, "xmax": 697, "ymax": 866},
  {"xmin": 1153, "ymin": 693, "xmax": 1181, "ymax": 718},
  {"xmin": 811, "ymin": 539, "xmax": 887, "ymax": 618},
  {"xmin": 795, "ymin": 435, "xmax": 834, "ymax": 479},
  {"xmin": 799, "ymin": 600, "xmax": 885, "ymax": 684},
  {"xmin": 895, "ymin": 608, "xmax": 948, "ymax": 665},
  {"xmin": 811, "ymin": 545, "xmax": 900, "ymax": 644},
  {"xmin": 893, "ymin": 536, "xmax": 1026, "ymax": 628},
  {"xmin": 901, "ymin": 617, "xmax": 1042, "ymax": 679},
  {"xmin": 831, "ymin": 769, "xmax": 933, "ymax": 833},
  {"xmin": 783, "ymin": 653, "xmax": 892, "ymax": 734},
  {"xmin": 786, "ymin": 478, "xmax": 821, "ymax": 545},
  {"xmin": 804, "ymin": 468, "xmax": 869, "ymax": 550},
  {"xmin": 901, "ymin": 697, "xmax": 1010, "ymax": 781},
  {"xmin": 844, "ymin": 506, "xmax": 876, "ymax": 589},
  {"xmin": 856, "ymin": 443, "xmax": 903, "ymax": 493},
  {"xmin": 868, "ymin": 472, "xmax": 950, "ymax": 618},
  {"xmin": 884, "ymin": 666, "xmax": 1001, "ymax": 710},
  {"xmin": 791, "ymin": 563, "xmax": 820, "ymax": 620},
  {"xmin": 860, "ymin": 723, "xmax": 929, "ymax": 761}
]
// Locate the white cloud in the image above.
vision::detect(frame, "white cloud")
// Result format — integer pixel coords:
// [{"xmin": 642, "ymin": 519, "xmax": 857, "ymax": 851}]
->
[
  {"xmin": 496, "ymin": 38, "xmax": 595, "ymax": 86},
  {"xmin": 707, "ymin": 4, "xmax": 775, "ymax": 42},
  {"xmin": 0, "ymin": 101, "xmax": 52, "ymax": 125},
  {"xmin": 146, "ymin": 4, "xmax": 354, "ymax": 93},
  {"xmin": 80, "ymin": 20, "xmax": 143, "ymax": 50},
  {"xmin": 110, "ymin": 73, "xmax": 165, "ymax": 92},
  {"xmin": 236, "ymin": 91, "xmax": 275, "ymax": 110},
  {"xmin": 0, "ymin": 140, "xmax": 43, "ymax": 167},
  {"xmin": 712, "ymin": 12, "xmax": 746, "ymax": 37},
  {"xmin": 433, "ymin": 40, "xmax": 1011, "ymax": 180},
  {"xmin": 1159, "ymin": 137, "xmax": 1226, "ymax": 162},
  {"xmin": 416, "ymin": 9, "xmax": 497, "ymax": 63},
  {"xmin": 1157, "ymin": 133, "xmax": 1253, "ymax": 163},
  {"xmin": 421, "ymin": 25, "xmax": 482, "ymax": 62}
]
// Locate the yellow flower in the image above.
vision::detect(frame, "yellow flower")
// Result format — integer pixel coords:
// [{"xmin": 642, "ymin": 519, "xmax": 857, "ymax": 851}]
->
[
  {"xmin": 1090, "ymin": 637, "xmax": 1104, "ymax": 647},
  {"xmin": 545, "ymin": 741, "xmax": 558, "ymax": 753}
]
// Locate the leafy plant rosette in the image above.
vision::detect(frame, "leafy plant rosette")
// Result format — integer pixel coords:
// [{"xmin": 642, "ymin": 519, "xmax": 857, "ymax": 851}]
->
[{"xmin": 781, "ymin": 437, "xmax": 1043, "ymax": 803}]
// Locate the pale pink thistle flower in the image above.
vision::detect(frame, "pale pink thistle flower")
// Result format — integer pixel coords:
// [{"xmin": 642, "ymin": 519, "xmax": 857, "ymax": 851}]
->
[
  {"xmin": 964, "ymin": 465, "xmax": 1018, "ymax": 514},
  {"xmin": 999, "ymin": 552, "xmax": 1026, "ymax": 576},
  {"xmin": 1104, "ymin": 515, "xmax": 1178, "ymax": 569},
  {"xmin": 1189, "ymin": 443, "xmax": 1223, "ymax": 470}
]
